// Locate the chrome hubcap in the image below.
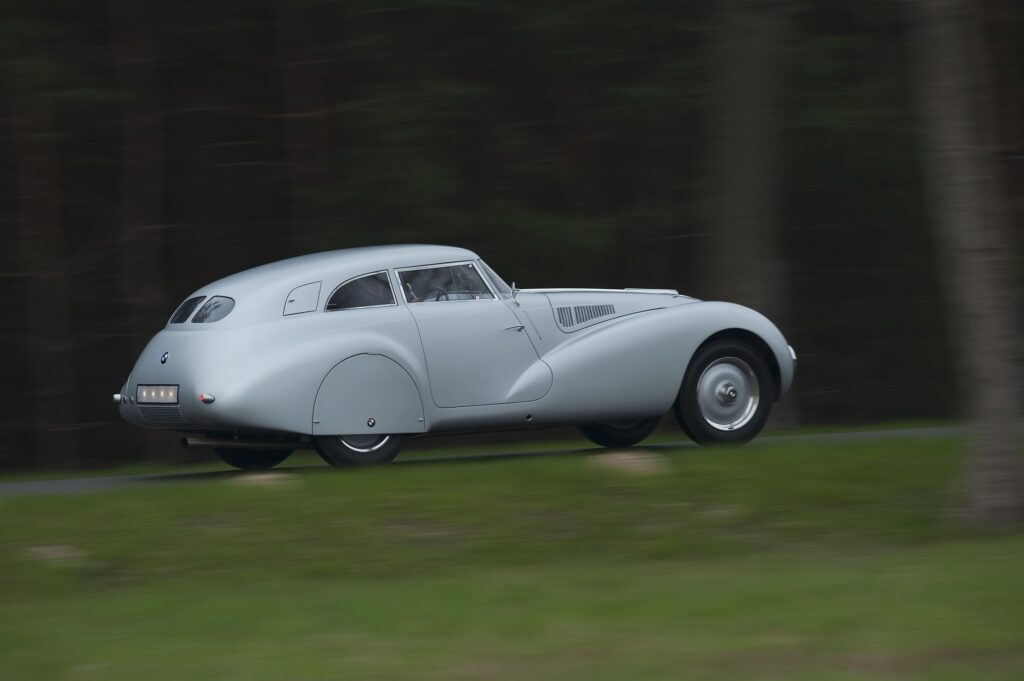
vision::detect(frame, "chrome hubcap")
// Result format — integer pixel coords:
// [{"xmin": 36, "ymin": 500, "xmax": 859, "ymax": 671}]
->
[
  {"xmin": 696, "ymin": 357, "xmax": 760, "ymax": 431},
  {"xmin": 339, "ymin": 434, "xmax": 391, "ymax": 453}
]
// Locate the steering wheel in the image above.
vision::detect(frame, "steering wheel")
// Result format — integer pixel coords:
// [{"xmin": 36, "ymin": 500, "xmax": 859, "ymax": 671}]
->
[{"xmin": 425, "ymin": 287, "xmax": 450, "ymax": 301}]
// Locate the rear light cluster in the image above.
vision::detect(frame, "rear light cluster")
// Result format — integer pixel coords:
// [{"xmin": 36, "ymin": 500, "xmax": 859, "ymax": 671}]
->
[{"xmin": 137, "ymin": 385, "xmax": 179, "ymax": 404}]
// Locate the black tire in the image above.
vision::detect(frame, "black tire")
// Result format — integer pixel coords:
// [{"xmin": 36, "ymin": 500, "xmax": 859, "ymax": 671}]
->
[
  {"xmin": 215, "ymin": 448, "xmax": 292, "ymax": 470},
  {"xmin": 674, "ymin": 339, "xmax": 774, "ymax": 446},
  {"xmin": 313, "ymin": 434, "xmax": 406, "ymax": 467},
  {"xmin": 578, "ymin": 417, "xmax": 660, "ymax": 448}
]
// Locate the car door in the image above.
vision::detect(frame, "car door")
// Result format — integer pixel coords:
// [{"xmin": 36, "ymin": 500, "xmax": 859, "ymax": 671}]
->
[{"xmin": 398, "ymin": 261, "xmax": 552, "ymax": 408}]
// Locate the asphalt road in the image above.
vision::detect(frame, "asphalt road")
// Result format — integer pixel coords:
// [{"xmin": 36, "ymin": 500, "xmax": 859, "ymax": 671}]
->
[{"xmin": 0, "ymin": 426, "xmax": 961, "ymax": 497}]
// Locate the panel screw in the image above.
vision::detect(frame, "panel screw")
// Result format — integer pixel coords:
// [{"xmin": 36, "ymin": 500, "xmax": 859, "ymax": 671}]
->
[
  {"xmin": 160, "ymin": 352, "xmax": 169, "ymax": 364},
  {"xmin": 367, "ymin": 417, "xmax": 376, "ymax": 428}
]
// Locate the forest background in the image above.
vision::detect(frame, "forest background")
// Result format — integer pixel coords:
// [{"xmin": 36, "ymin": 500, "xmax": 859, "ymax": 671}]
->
[{"xmin": 1, "ymin": 0, "xmax": 1021, "ymax": 473}]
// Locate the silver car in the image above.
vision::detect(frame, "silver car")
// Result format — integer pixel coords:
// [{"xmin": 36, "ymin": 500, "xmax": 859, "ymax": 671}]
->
[{"xmin": 115, "ymin": 245, "xmax": 796, "ymax": 469}]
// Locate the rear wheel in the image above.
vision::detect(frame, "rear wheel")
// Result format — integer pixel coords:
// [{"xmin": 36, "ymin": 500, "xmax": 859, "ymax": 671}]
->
[
  {"xmin": 215, "ymin": 448, "xmax": 292, "ymax": 470},
  {"xmin": 313, "ymin": 434, "xmax": 406, "ymax": 466},
  {"xmin": 579, "ymin": 417, "xmax": 660, "ymax": 448},
  {"xmin": 674, "ymin": 339, "xmax": 773, "ymax": 446}
]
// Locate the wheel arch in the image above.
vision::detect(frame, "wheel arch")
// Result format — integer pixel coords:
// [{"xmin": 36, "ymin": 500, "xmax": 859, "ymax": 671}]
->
[{"xmin": 693, "ymin": 328, "xmax": 782, "ymax": 401}]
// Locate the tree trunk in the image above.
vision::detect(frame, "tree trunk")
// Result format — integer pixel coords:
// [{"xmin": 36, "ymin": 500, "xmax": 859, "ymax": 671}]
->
[
  {"xmin": 909, "ymin": 0, "xmax": 1023, "ymax": 527},
  {"xmin": 110, "ymin": 0, "xmax": 168, "ymax": 462},
  {"xmin": 5, "ymin": 60, "xmax": 80, "ymax": 468},
  {"xmin": 704, "ymin": 0, "xmax": 788, "ymax": 318},
  {"xmin": 983, "ymin": 0, "xmax": 1024, "ymax": 393},
  {"xmin": 275, "ymin": 0, "xmax": 333, "ymax": 253},
  {"xmin": 704, "ymin": 0, "xmax": 796, "ymax": 425},
  {"xmin": 110, "ymin": 0, "xmax": 165, "ymax": 355}
]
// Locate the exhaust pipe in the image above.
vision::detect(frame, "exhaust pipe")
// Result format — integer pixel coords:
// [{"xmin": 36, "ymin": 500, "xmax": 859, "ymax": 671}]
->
[{"xmin": 181, "ymin": 435, "xmax": 313, "ymax": 450}]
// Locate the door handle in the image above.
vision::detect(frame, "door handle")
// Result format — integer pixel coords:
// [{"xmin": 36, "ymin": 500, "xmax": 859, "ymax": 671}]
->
[{"xmin": 504, "ymin": 324, "xmax": 525, "ymax": 332}]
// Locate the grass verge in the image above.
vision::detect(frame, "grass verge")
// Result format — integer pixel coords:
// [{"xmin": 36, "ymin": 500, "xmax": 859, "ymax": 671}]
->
[{"xmin": 2, "ymin": 435, "xmax": 1022, "ymax": 680}]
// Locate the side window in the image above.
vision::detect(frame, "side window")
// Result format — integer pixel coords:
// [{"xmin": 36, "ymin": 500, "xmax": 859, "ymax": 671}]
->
[
  {"xmin": 325, "ymin": 272, "xmax": 395, "ymax": 311},
  {"xmin": 399, "ymin": 263, "xmax": 495, "ymax": 303},
  {"xmin": 284, "ymin": 281, "xmax": 321, "ymax": 316}
]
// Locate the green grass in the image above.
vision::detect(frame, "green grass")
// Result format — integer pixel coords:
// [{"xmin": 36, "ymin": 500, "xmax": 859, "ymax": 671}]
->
[
  {"xmin": 0, "ymin": 420, "xmax": 957, "ymax": 483},
  {"xmin": 2, "ymin": 435, "xmax": 1022, "ymax": 680},
  {"xmin": 0, "ymin": 432, "xmax": 593, "ymax": 482}
]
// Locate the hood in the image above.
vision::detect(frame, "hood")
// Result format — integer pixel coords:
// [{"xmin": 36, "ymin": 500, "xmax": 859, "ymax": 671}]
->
[{"xmin": 522, "ymin": 287, "xmax": 700, "ymax": 332}]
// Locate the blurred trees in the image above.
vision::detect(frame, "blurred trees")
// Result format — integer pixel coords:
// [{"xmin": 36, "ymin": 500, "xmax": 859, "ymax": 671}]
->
[
  {"xmin": 110, "ymin": 0, "xmax": 166, "ymax": 356},
  {"xmin": 704, "ymin": 0, "xmax": 794, "ymax": 424},
  {"xmin": 275, "ymin": 0, "xmax": 334, "ymax": 251},
  {"xmin": 3, "ymin": 7, "xmax": 80, "ymax": 467},
  {"xmin": 0, "ymin": 0, "xmax": 1019, "ymax": 469},
  {"xmin": 704, "ymin": 0, "xmax": 788, "ymax": 321},
  {"xmin": 909, "ymin": 0, "xmax": 1022, "ymax": 526}
]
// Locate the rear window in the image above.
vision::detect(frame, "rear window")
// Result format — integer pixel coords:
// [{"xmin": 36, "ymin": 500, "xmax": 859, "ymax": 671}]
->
[
  {"xmin": 192, "ymin": 296, "xmax": 235, "ymax": 323},
  {"xmin": 169, "ymin": 296, "xmax": 205, "ymax": 324}
]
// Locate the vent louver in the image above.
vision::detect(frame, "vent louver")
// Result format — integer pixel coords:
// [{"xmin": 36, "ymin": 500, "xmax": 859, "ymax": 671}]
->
[
  {"xmin": 574, "ymin": 304, "xmax": 615, "ymax": 325},
  {"xmin": 556, "ymin": 306, "xmax": 574, "ymax": 326},
  {"xmin": 556, "ymin": 303, "xmax": 616, "ymax": 328}
]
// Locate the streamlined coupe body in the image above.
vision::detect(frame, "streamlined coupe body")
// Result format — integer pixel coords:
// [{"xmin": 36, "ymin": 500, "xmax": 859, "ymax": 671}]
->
[{"xmin": 115, "ymin": 245, "xmax": 795, "ymax": 468}]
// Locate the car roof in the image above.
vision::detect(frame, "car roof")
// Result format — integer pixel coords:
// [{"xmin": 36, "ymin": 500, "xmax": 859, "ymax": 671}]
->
[
  {"xmin": 171, "ymin": 244, "xmax": 483, "ymax": 328},
  {"xmin": 193, "ymin": 244, "xmax": 479, "ymax": 299}
]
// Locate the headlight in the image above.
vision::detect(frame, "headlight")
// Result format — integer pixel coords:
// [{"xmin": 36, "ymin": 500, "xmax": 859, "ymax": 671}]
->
[{"xmin": 137, "ymin": 385, "xmax": 179, "ymax": 404}]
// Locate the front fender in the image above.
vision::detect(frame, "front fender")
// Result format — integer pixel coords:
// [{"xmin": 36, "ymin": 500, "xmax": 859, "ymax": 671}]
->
[
  {"xmin": 534, "ymin": 302, "xmax": 794, "ymax": 424},
  {"xmin": 685, "ymin": 302, "xmax": 795, "ymax": 396}
]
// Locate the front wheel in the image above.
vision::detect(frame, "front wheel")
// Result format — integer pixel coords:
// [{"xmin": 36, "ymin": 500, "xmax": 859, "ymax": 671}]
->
[
  {"xmin": 313, "ymin": 434, "xmax": 406, "ymax": 467},
  {"xmin": 674, "ymin": 339, "xmax": 774, "ymax": 446},
  {"xmin": 215, "ymin": 448, "xmax": 292, "ymax": 470},
  {"xmin": 579, "ymin": 417, "xmax": 660, "ymax": 448}
]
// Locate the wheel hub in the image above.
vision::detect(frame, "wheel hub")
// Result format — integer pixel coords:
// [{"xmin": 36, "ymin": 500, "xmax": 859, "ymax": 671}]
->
[
  {"xmin": 716, "ymin": 382, "xmax": 739, "ymax": 403},
  {"xmin": 695, "ymin": 357, "xmax": 760, "ymax": 431}
]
